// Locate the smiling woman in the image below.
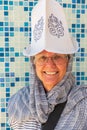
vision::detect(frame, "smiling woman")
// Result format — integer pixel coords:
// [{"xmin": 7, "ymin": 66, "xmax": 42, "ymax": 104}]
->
[{"xmin": 7, "ymin": 0, "xmax": 87, "ymax": 130}]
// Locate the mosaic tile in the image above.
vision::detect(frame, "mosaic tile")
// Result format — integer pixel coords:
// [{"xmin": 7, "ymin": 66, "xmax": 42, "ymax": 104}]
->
[{"xmin": 0, "ymin": 0, "xmax": 87, "ymax": 129}]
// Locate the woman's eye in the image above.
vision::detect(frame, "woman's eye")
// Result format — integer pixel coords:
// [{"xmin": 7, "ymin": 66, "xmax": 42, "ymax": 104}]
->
[
  {"xmin": 40, "ymin": 56, "xmax": 47, "ymax": 60},
  {"xmin": 54, "ymin": 55, "xmax": 60, "ymax": 60}
]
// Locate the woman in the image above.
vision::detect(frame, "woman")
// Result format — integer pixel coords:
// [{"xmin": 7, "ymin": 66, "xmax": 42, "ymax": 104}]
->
[{"xmin": 8, "ymin": 0, "xmax": 87, "ymax": 130}]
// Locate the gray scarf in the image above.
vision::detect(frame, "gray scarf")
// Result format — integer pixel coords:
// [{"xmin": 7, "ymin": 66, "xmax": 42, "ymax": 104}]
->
[{"xmin": 29, "ymin": 55, "xmax": 75, "ymax": 123}]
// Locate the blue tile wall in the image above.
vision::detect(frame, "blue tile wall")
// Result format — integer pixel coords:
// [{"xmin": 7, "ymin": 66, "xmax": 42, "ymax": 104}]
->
[{"xmin": 0, "ymin": 0, "xmax": 87, "ymax": 129}]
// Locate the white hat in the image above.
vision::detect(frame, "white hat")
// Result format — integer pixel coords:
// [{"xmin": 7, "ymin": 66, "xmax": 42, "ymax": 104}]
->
[{"xmin": 23, "ymin": 0, "xmax": 79, "ymax": 56}]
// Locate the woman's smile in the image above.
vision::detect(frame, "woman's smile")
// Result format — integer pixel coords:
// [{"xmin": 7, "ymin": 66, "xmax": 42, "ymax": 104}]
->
[
  {"xmin": 43, "ymin": 71, "xmax": 58, "ymax": 75},
  {"xmin": 43, "ymin": 70, "xmax": 59, "ymax": 81}
]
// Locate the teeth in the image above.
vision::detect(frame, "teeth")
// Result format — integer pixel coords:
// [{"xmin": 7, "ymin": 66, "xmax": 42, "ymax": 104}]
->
[{"xmin": 45, "ymin": 72, "xmax": 57, "ymax": 75}]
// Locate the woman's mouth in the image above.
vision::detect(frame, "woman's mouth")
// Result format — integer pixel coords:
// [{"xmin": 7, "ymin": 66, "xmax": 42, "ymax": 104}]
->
[{"xmin": 44, "ymin": 71, "xmax": 58, "ymax": 75}]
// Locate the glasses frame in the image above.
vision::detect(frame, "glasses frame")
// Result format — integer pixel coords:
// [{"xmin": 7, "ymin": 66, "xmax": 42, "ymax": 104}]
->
[{"xmin": 34, "ymin": 54, "xmax": 69, "ymax": 66}]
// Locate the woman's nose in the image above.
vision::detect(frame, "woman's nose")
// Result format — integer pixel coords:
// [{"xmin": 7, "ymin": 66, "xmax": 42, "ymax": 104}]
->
[{"xmin": 46, "ymin": 57, "xmax": 56, "ymax": 66}]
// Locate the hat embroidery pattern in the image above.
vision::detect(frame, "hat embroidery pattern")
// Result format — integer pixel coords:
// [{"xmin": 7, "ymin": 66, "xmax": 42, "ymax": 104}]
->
[
  {"xmin": 33, "ymin": 17, "xmax": 44, "ymax": 42},
  {"xmin": 48, "ymin": 14, "xmax": 64, "ymax": 38}
]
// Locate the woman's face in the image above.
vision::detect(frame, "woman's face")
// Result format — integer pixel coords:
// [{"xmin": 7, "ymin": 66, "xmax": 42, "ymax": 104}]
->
[{"xmin": 34, "ymin": 50, "xmax": 69, "ymax": 91}]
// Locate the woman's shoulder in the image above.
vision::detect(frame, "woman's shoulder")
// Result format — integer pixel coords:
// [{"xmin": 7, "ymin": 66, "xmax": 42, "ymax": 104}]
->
[
  {"xmin": 69, "ymin": 85, "xmax": 87, "ymax": 100},
  {"xmin": 7, "ymin": 86, "xmax": 30, "ymax": 123},
  {"xmin": 63, "ymin": 85, "xmax": 87, "ymax": 117},
  {"xmin": 8, "ymin": 86, "xmax": 30, "ymax": 106},
  {"xmin": 67, "ymin": 85, "xmax": 87, "ymax": 110}
]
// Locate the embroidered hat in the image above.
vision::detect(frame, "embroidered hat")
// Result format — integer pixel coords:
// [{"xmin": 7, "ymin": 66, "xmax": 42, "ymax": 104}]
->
[{"xmin": 23, "ymin": 0, "xmax": 79, "ymax": 56}]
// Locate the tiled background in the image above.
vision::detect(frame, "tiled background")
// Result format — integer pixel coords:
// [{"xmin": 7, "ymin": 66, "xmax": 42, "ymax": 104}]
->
[{"xmin": 0, "ymin": 0, "xmax": 87, "ymax": 129}]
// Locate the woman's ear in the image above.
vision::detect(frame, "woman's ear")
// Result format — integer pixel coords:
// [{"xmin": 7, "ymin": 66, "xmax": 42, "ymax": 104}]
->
[
  {"xmin": 67, "ymin": 55, "xmax": 70, "ymax": 60},
  {"xmin": 31, "ymin": 56, "xmax": 36, "ymax": 64}
]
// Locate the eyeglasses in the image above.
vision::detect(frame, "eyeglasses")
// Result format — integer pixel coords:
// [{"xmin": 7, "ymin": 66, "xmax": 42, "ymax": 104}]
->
[{"xmin": 34, "ymin": 54, "xmax": 68, "ymax": 65}]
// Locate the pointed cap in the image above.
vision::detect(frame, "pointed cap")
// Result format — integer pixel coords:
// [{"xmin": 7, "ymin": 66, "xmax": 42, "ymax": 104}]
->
[{"xmin": 23, "ymin": 0, "xmax": 79, "ymax": 56}]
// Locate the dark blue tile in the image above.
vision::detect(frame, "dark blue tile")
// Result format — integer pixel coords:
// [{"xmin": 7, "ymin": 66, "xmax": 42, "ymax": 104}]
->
[
  {"xmin": 63, "ymin": 3, "xmax": 67, "ymax": 7},
  {"xmin": 72, "ymin": 29, "xmax": 75, "ymax": 32},
  {"xmin": 6, "ymin": 88, "xmax": 10, "ymax": 92},
  {"xmin": 4, "ymin": 11, "xmax": 8, "ymax": 16},
  {"xmin": 20, "ymin": 27, "xmax": 24, "ymax": 32},
  {"xmin": 29, "ymin": 2, "xmax": 33, "ymax": 6},
  {"xmin": 77, "ymin": 82, "xmax": 80, "ymax": 85},
  {"xmin": 5, "ymin": 48, "xmax": 9, "ymax": 51},
  {"xmin": 5, "ymin": 32, "xmax": 9, "ymax": 36},
  {"xmin": 76, "ymin": 38, "xmax": 80, "ymax": 42},
  {"xmin": 81, "ymin": 29, "xmax": 85, "ymax": 33},
  {"xmin": 1, "ymin": 123, "xmax": 5, "ymax": 127},
  {"xmin": 72, "ymin": 24, "xmax": 76, "ymax": 28},
  {"xmin": 77, "ymin": 14, "xmax": 80, "ymax": 18},
  {"xmin": 77, "ymin": 0, "xmax": 80, "ymax": 3},
  {"xmin": 81, "ymin": 48, "xmax": 85, "ymax": 52},
  {"xmin": 24, "ymin": 7, "xmax": 28, "ymax": 11},
  {"xmin": 5, "ymin": 38, "xmax": 9, "ymax": 42},
  {"xmin": 5, "ymin": 63, "xmax": 9, "ymax": 67},
  {"xmin": 5, "ymin": 27, "xmax": 9, "ymax": 31},
  {"xmin": 81, "ymin": 10, "xmax": 85, "ymax": 14},
  {"xmin": 25, "ymin": 77, "xmax": 29, "ymax": 81},
  {"xmin": 6, "ymin": 128, "xmax": 10, "ymax": 130},
  {"xmin": 76, "ymin": 34, "xmax": 80, "ymax": 38},
  {"xmin": 0, "ymin": 53, "xmax": 4, "ymax": 57},
  {"xmin": 4, "ymin": 1, "xmax": 8, "ymax": 5},
  {"xmin": 11, "ymin": 83, "xmax": 15, "ymax": 87},
  {"xmin": 25, "ymin": 27, "xmax": 28, "ymax": 31},
  {"xmin": 15, "ymin": 77, "xmax": 20, "ymax": 81},
  {"xmin": 77, "ymin": 77, "xmax": 80, "ymax": 80},
  {"xmin": 10, "ymin": 27, "xmax": 14, "ymax": 31},
  {"xmin": 1, "ymin": 108, "xmax": 5, "ymax": 112},
  {"xmin": 81, "ymin": 24, "xmax": 85, "ymax": 28},
  {"xmin": 72, "ymin": 4, "xmax": 76, "ymax": 8},
  {"xmin": 6, "ymin": 93, "xmax": 10, "ymax": 97},
  {"xmin": 10, "ymin": 57, "xmax": 15, "ymax": 62},
  {"xmin": 76, "ymin": 57, "xmax": 80, "ymax": 61},
  {"xmin": 0, "ymin": 22, "xmax": 3, "ymax": 26}
]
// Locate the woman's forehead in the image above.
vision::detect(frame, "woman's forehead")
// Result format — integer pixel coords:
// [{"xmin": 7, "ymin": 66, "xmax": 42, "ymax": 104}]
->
[{"xmin": 35, "ymin": 50, "xmax": 67, "ymax": 57}]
